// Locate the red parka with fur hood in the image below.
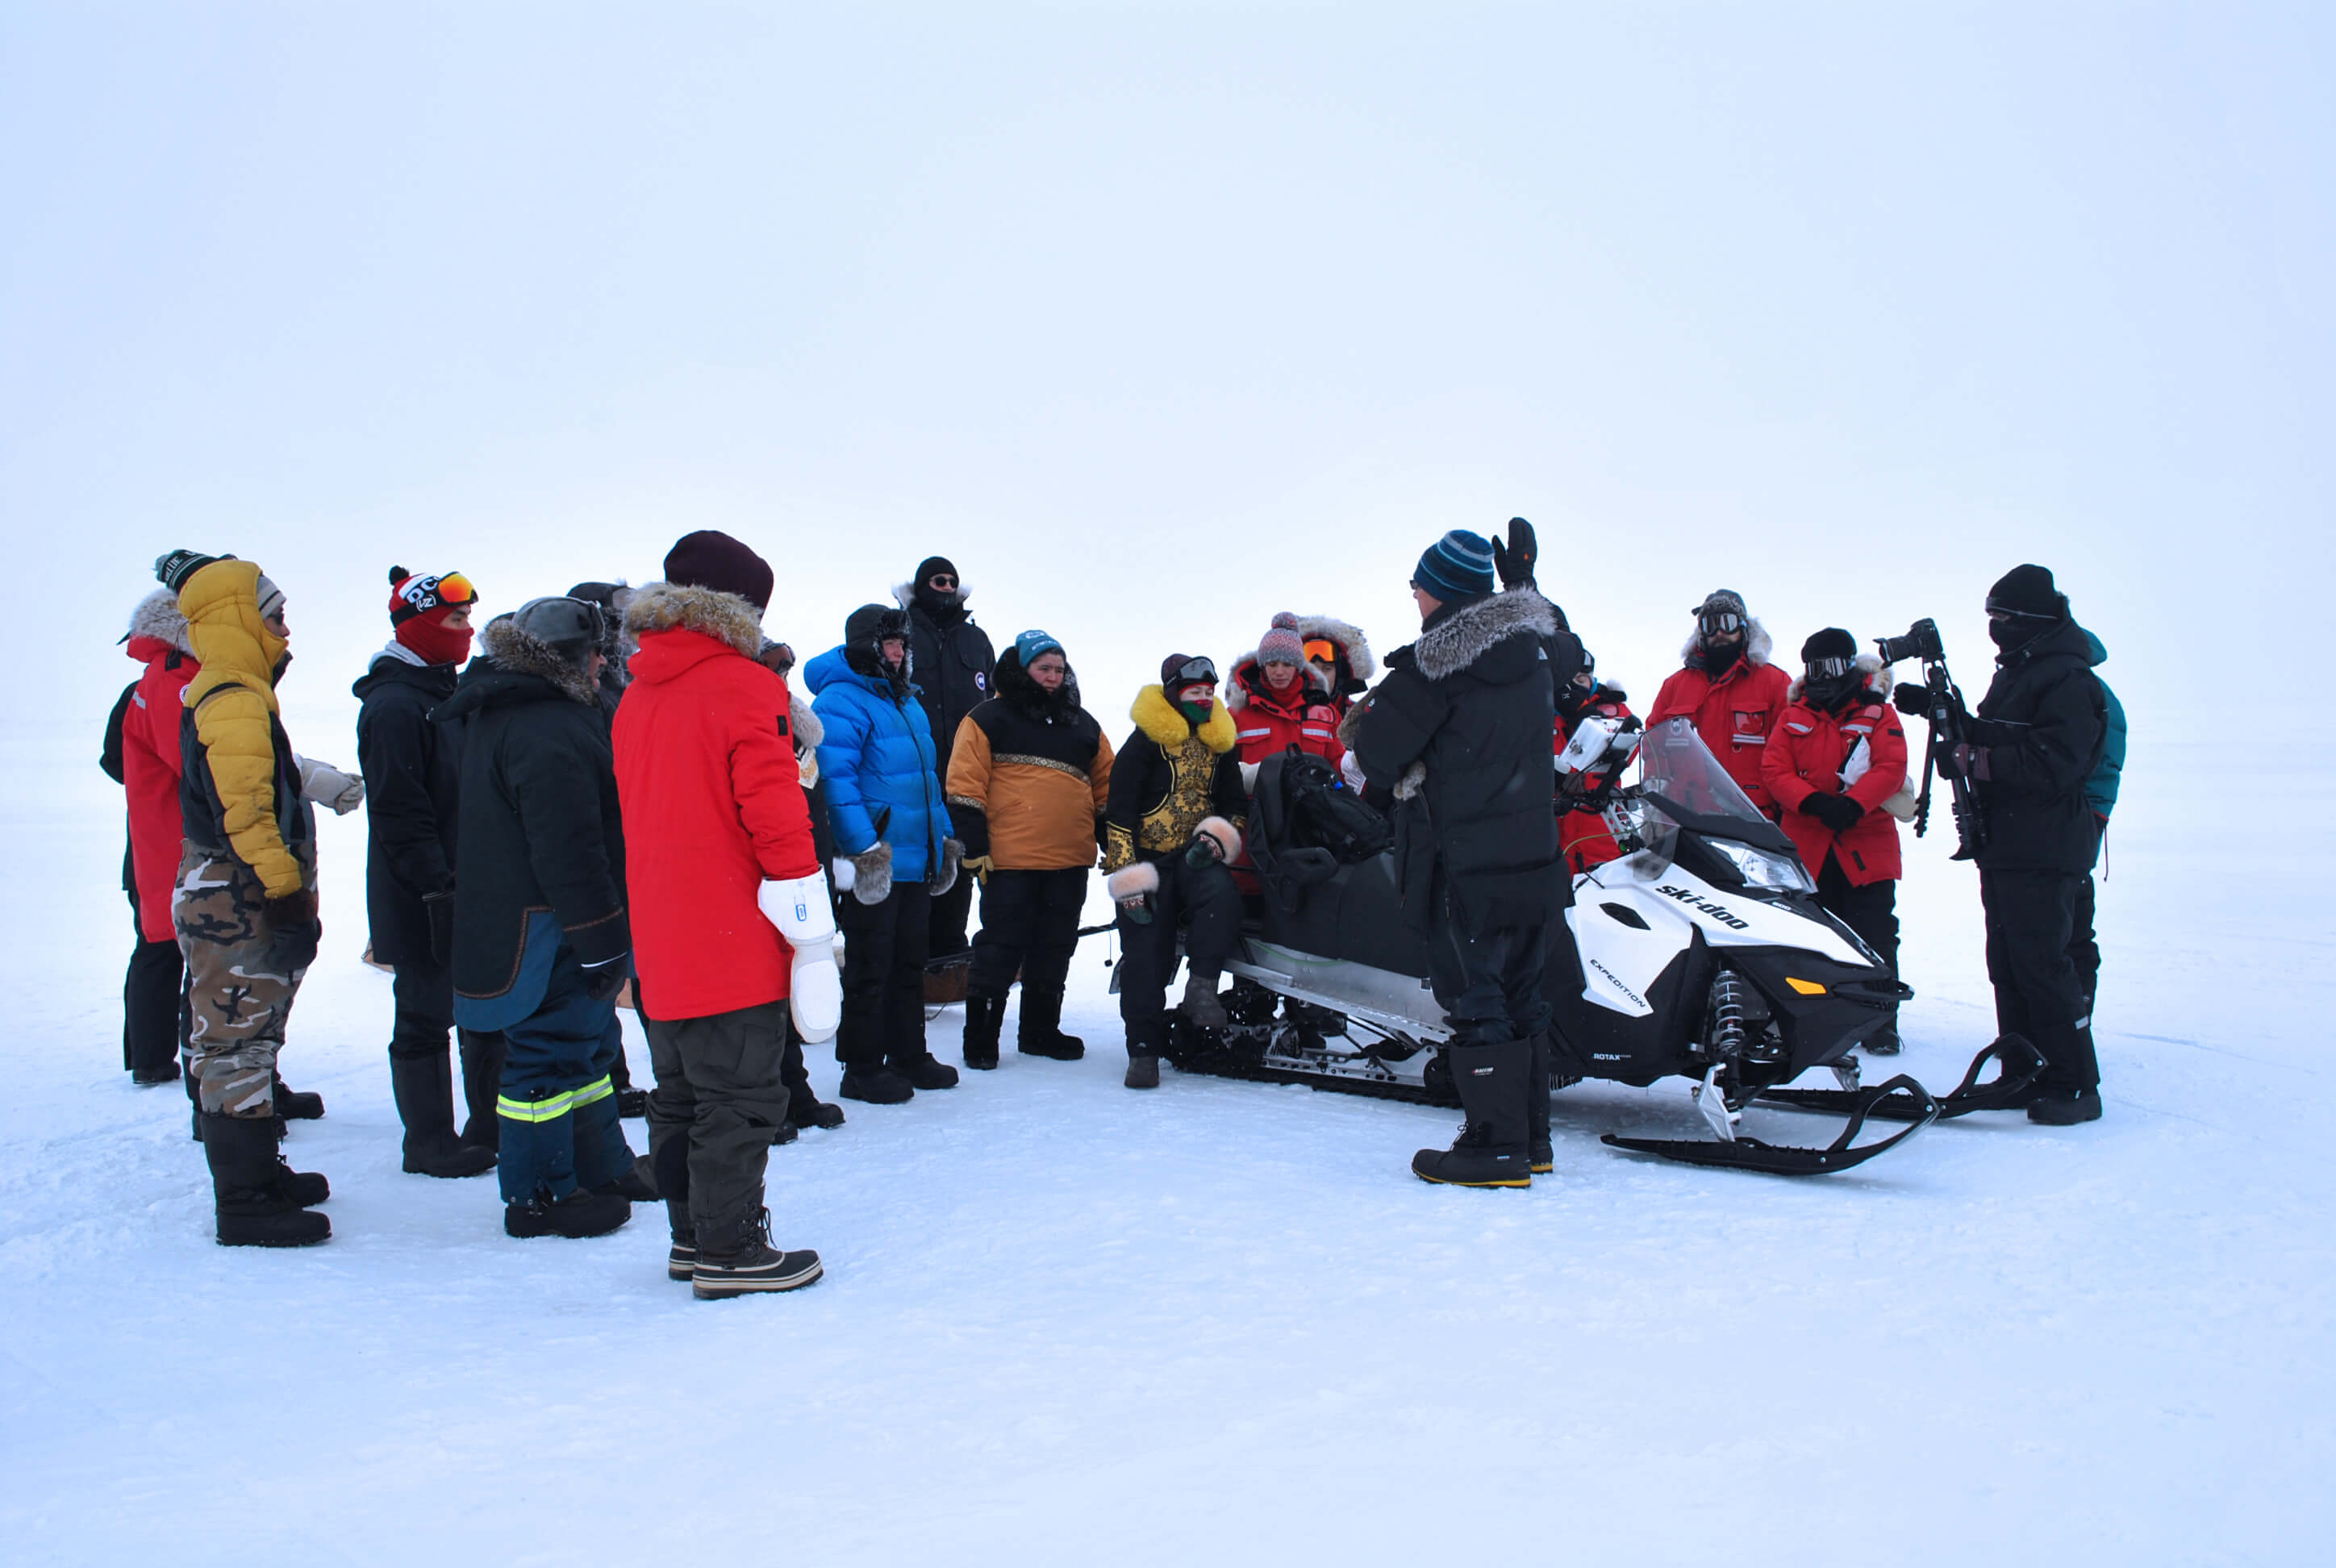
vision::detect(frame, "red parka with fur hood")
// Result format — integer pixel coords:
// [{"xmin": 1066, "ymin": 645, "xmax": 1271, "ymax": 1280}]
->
[
  {"xmin": 1228, "ymin": 653, "xmax": 1344, "ymax": 776},
  {"xmin": 1762, "ymin": 654, "xmax": 1908, "ymax": 886},
  {"xmin": 1646, "ymin": 618, "xmax": 1791, "ymax": 813},
  {"xmin": 613, "ymin": 582, "xmax": 821, "ymax": 1020},
  {"xmin": 120, "ymin": 590, "xmax": 199, "ymax": 942}
]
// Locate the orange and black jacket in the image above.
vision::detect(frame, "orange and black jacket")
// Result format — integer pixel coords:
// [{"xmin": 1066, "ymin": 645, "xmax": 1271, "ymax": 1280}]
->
[{"xmin": 945, "ymin": 647, "xmax": 1115, "ymax": 871}]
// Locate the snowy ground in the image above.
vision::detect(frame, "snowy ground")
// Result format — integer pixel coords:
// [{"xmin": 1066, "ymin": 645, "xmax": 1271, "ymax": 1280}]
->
[{"xmin": 2, "ymin": 737, "xmax": 2328, "ymax": 1565}]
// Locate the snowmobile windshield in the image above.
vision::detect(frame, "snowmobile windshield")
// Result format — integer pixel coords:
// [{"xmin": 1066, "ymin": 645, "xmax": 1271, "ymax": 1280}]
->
[{"xmin": 1631, "ymin": 718, "xmax": 1802, "ymax": 865}]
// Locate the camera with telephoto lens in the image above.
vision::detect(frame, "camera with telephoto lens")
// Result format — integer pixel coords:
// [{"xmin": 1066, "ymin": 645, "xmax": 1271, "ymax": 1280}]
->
[{"xmin": 1875, "ymin": 617, "xmax": 1945, "ymax": 667}]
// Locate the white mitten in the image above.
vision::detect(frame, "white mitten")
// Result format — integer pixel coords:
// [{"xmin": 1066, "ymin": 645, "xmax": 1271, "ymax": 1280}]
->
[
  {"xmin": 758, "ymin": 874, "xmax": 841, "ymax": 1043},
  {"xmin": 294, "ymin": 755, "xmax": 366, "ymax": 815},
  {"xmin": 1338, "ymin": 752, "xmax": 1367, "ymax": 791},
  {"xmin": 830, "ymin": 856, "xmax": 856, "ymax": 894}
]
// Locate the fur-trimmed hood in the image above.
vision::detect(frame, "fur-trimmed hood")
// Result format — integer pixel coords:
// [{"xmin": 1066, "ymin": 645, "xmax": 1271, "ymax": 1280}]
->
[
  {"xmin": 124, "ymin": 588, "xmax": 195, "ymax": 659},
  {"xmin": 623, "ymin": 580, "xmax": 766, "ymax": 661},
  {"xmin": 475, "ymin": 615, "xmax": 602, "ymax": 707},
  {"xmin": 1296, "ymin": 613, "xmax": 1374, "ymax": 682},
  {"xmin": 789, "ymin": 688, "xmax": 823, "ymax": 750},
  {"xmin": 1226, "ymin": 651, "xmax": 1332, "ymax": 713},
  {"xmin": 1786, "ymin": 651, "xmax": 1895, "ymax": 707},
  {"xmin": 1413, "ymin": 589, "xmax": 1559, "ymax": 682},
  {"xmin": 1680, "ymin": 616, "xmax": 1775, "ymax": 670},
  {"xmin": 1131, "ymin": 684, "xmax": 1237, "ymax": 754}
]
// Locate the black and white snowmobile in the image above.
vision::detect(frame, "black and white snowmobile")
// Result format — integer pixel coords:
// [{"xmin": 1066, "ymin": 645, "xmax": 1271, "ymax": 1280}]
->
[{"xmin": 1141, "ymin": 719, "xmax": 2025, "ymax": 1175}]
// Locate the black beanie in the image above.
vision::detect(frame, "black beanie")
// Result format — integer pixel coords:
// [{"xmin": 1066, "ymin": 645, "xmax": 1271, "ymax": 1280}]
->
[
  {"xmin": 154, "ymin": 548, "xmax": 228, "ymax": 592},
  {"xmin": 663, "ymin": 531, "xmax": 774, "ymax": 611},
  {"xmin": 1987, "ymin": 564, "xmax": 2063, "ymax": 619},
  {"xmin": 914, "ymin": 556, "xmax": 958, "ymax": 586},
  {"xmin": 1800, "ymin": 627, "xmax": 1857, "ymax": 665}
]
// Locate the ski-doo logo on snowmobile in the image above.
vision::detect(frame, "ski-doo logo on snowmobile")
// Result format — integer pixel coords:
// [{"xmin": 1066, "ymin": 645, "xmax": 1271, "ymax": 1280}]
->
[
  {"xmin": 1657, "ymin": 885, "xmax": 1750, "ymax": 931},
  {"xmin": 1587, "ymin": 957, "xmax": 1646, "ymax": 1010}
]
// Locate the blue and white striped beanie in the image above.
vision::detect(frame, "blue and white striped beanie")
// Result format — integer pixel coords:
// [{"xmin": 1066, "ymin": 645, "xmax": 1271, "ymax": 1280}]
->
[{"xmin": 1412, "ymin": 529, "xmax": 1496, "ymax": 601}]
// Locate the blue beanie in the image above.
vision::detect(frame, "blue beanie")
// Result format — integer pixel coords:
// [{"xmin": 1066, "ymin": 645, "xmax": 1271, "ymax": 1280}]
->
[
  {"xmin": 1412, "ymin": 529, "xmax": 1496, "ymax": 601},
  {"xmin": 1014, "ymin": 628, "xmax": 1063, "ymax": 666}
]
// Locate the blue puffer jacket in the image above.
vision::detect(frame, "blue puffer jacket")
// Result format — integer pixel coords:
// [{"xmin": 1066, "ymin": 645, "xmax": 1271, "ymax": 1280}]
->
[{"xmin": 807, "ymin": 646, "xmax": 954, "ymax": 884}]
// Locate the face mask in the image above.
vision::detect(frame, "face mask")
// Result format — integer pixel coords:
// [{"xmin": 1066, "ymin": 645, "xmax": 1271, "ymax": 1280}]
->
[
  {"xmin": 1702, "ymin": 638, "xmax": 1744, "ymax": 673},
  {"xmin": 1177, "ymin": 697, "xmax": 1213, "ymax": 728},
  {"xmin": 1988, "ymin": 615, "xmax": 2044, "ymax": 651},
  {"xmin": 398, "ymin": 615, "xmax": 474, "ymax": 667},
  {"xmin": 1806, "ymin": 675, "xmax": 1860, "ymax": 709}
]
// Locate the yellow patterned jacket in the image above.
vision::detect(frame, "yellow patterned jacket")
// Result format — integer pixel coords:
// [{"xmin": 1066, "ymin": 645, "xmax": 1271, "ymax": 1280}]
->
[
  {"xmin": 1102, "ymin": 685, "xmax": 1246, "ymax": 873},
  {"xmin": 177, "ymin": 560, "xmax": 310, "ymax": 899}
]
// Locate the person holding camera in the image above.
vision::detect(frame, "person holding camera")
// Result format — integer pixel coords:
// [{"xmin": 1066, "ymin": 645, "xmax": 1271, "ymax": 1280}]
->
[
  {"xmin": 437, "ymin": 597, "xmax": 638, "ymax": 1239},
  {"xmin": 1103, "ymin": 655, "xmax": 1247, "ymax": 1089},
  {"xmin": 1349, "ymin": 530, "xmax": 1566, "ymax": 1187},
  {"xmin": 1924, "ymin": 565, "xmax": 2110, "ymax": 1124},
  {"xmin": 1648, "ymin": 588, "xmax": 1791, "ymax": 815},
  {"xmin": 353, "ymin": 566, "xmax": 500, "ymax": 1179},
  {"xmin": 1765, "ymin": 628, "xmax": 1911, "ymax": 1054},
  {"xmin": 158, "ymin": 549, "xmax": 333, "ymax": 1247}
]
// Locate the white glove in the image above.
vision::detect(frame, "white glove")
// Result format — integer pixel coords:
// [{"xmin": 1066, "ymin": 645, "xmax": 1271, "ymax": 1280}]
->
[
  {"xmin": 1338, "ymin": 752, "xmax": 1367, "ymax": 791},
  {"xmin": 294, "ymin": 755, "xmax": 366, "ymax": 815},
  {"xmin": 758, "ymin": 874, "xmax": 841, "ymax": 1044},
  {"xmin": 829, "ymin": 856, "xmax": 855, "ymax": 894}
]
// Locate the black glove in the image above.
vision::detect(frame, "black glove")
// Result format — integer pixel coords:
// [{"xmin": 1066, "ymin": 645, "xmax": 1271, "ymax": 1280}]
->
[
  {"xmin": 423, "ymin": 890, "xmax": 455, "ymax": 966},
  {"xmin": 263, "ymin": 890, "xmax": 321, "ymax": 973},
  {"xmin": 583, "ymin": 958, "xmax": 630, "ymax": 1003},
  {"xmin": 1892, "ymin": 682, "xmax": 1929, "ymax": 718},
  {"xmin": 1803, "ymin": 793, "xmax": 1864, "ymax": 833},
  {"xmin": 1491, "ymin": 515, "xmax": 1538, "ymax": 590}
]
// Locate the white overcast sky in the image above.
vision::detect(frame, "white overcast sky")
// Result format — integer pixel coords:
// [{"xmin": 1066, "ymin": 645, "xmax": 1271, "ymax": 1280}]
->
[{"xmin": 4, "ymin": 2, "xmax": 2328, "ymax": 749}]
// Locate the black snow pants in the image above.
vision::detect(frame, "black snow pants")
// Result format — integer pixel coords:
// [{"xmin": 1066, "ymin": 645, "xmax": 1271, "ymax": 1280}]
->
[
  {"xmin": 837, "ymin": 877, "xmax": 932, "ymax": 1073},
  {"xmin": 1115, "ymin": 855, "xmax": 1240, "ymax": 1054},
  {"xmin": 640, "ymin": 997, "xmax": 792, "ymax": 1253},
  {"xmin": 1816, "ymin": 853, "xmax": 1900, "ymax": 974},
  {"xmin": 123, "ymin": 878, "xmax": 187, "ymax": 1076},
  {"xmin": 1980, "ymin": 868, "xmax": 2099, "ymax": 1091},
  {"xmin": 970, "ymin": 867, "xmax": 1088, "ymax": 999}
]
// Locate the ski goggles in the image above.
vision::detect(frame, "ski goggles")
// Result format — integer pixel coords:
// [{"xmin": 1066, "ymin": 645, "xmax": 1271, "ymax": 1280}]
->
[
  {"xmin": 1805, "ymin": 654, "xmax": 1854, "ymax": 681},
  {"xmin": 1697, "ymin": 609, "xmax": 1746, "ymax": 637},
  {"xmin": 1304, "ymin": 639, "xmax": 1337, "ymax": 665},
  {"xmin": 1166, "ymin": 655, "xmax": 1218, "ymax": 687},
  {"xmin": 394, "ymin": 570, "xmax": 477, "ymax": 619}
]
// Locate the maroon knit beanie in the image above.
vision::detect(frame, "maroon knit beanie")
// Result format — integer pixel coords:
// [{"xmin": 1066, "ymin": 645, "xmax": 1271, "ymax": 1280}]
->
[{"xmin": 663, "ymin": 530, "xmax": 773, "ymax": 611}]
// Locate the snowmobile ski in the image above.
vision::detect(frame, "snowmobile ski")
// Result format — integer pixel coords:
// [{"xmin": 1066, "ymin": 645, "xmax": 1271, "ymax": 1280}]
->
[
  {"xmin": 1601, "ymin": 1073, "xmax": 1940, "ymax": 1175},
  {"xmin": 1756, "ymin": 1034, "xmax": 2045, "ymax": 1122}
]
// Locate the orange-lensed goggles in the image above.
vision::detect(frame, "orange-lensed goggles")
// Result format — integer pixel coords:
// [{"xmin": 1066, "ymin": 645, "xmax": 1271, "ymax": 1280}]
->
[{"xmin": 1304, "ymin": 639, "xmax": 1337, "ymax": 665}]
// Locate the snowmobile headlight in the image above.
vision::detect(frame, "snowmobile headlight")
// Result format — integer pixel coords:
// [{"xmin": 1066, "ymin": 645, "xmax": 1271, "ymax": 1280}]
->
[{"xmin": 1705, "ymin": 839, "xmax": 1816, "ymax": 893}]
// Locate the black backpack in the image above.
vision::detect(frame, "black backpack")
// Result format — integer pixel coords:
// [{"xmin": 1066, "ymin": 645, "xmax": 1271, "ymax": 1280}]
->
[{"xmin": 1280, "ymin": 752, "xmax": 1392, "ymax": 865}]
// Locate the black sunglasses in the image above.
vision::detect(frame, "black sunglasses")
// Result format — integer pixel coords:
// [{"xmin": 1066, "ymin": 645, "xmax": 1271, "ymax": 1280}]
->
[{"xmin": 928, "ymin": 573, "xmax": 957, "ymax": 589}]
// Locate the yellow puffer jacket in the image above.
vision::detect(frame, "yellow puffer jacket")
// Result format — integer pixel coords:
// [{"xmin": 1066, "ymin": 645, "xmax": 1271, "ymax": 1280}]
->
[{"xmin": 177, "ymin": 560, "xmax": 305, "ymax": 898}]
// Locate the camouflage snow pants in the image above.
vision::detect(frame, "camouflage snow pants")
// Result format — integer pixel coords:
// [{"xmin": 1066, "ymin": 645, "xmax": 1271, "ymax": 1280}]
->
[{"xmin": 174, "ymin": 849, "xmax": 313, "ymax": 1118}]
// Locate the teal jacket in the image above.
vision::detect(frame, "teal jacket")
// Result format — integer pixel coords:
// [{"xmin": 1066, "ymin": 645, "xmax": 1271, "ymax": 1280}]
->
[{"xmin": 2081, "ymin": 631, "xmax": 2125, "ymax": 822}]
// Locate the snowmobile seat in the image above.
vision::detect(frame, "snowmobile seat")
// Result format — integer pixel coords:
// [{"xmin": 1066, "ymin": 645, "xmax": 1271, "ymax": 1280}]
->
[{"xmin": 1245, "ymin": 754, "xmax": 1429, "ymax": 979}]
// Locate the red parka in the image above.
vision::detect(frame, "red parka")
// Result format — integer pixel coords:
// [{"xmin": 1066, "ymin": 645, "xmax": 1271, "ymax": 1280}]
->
[
  {"xmin": 121, "ymin": 591, "xmax": 198, "ymax": 942},
  {"xmin": 1555, "ymin": 682, "xmax": 1633, "ymax": 874},
  {"xmin": 1228, "ymin": 656, "xmax": 1343, "ymax": 769},
  {"xmin": 1646, "ymin": 622, "xmax": 1791, "ymax": 813},
  {"xmin": 612, "ymin": 582, "xmax": 820, "ymax": 1021},
  {"xmin": 1762, "ymin": 661, "xmax": 1908, "ymax": 886}
]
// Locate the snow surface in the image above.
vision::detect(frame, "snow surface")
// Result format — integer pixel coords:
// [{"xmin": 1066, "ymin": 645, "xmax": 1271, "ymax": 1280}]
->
[{"xmin": 3, "ymin": 736, "xmax": 2329, "ymax": 1566}]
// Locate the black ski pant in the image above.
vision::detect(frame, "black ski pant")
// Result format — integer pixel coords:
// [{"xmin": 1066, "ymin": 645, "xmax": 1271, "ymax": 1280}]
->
[
  {"xmin": 640, "ymin": 999, "xmax": 790, "ymax": 1252},
  {"xmin": 1817, "ymin": 853, "xmax": 1900, "ymax": 974},
  {"xmin": 970, "ymin": 867, "xmax": 1087, "ymax": 999},
  {"xmin": 1979, "ymin": 868, "xmax": 2099, "ymax": 1091},
  {"xmin": 928, "ymin": 861, "xmax": 975, "ymax": 961},
  {"xmin": 1115, "ymin": 855, "xmax": 1240, "ymax": 1054},
  {"xmin": 123, "ymin": 881, "xmax": 188, "ymax": 1075},
  {"xmin": 837, "ymin": 877, "xmax": 931, "ymax": 1073},
  {"xmin": 1427, "ymin": 909, "xmax": 1550, "ymax": 1048},
  {"xmin": 2070, "ymin": 874, "xmax": 2100, "ymax": 1009}
]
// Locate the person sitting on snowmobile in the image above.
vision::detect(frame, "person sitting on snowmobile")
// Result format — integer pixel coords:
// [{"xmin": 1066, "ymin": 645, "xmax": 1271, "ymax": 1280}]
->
[
  {"xmin": 1647, "ymin": 588, "xmax": 1791, "ymax": 816},
  {"xmin": 1103, "ymin": 654, "xmax": 1247, "ymax": 1090},
  {"xmin": 1764, "ymin": 628, "xmax": 1913, "ymax": 1056},
  {"xmin": 1228, "ymin": 613, "xmax": 1345, "ymax": 788},
  {"xmin": 1345, "ymin": 529, "xmax": 1566, "ymax": 1188},
  {"xmin": 1295, "ymin": 615, "xmax": 1375, "ymax": 721},
  {"xmin": 1923, "ymin": 564, "xmax": 2109, "ymax": 1125},
  {"xmin": 436, "ymin": 596, "xmax": 639, "ymax": 1242},
  {"xmin": 946, "ymin": 630, "xmax": 1116, "ymax": 1070},
  {"xmin": 157, "ymin": 548, "xmax": 335, "ymax": 1246},
  {"xmin": 1555, "ymin": 652, "xmax": 1635, "ymax": 874}
]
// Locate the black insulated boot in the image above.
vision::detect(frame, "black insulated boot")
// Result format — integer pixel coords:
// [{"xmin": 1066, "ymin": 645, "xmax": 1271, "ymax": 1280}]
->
[
  {"xmin": 1412, "ymin": 1039, "xmax": 1533, "ymax": 1188},
  {"xmin": 961, "ymin": 992, "xmax": 1005, "ymax": 1070},
  {"xmin": 595, "ymin": 1153, "xmax": 661, "ymax": 1202},
  {"xmin": 840, "ymin": 1065, "xmax": 915, "ymax": 1104},
  {"xmin": 202, "ymin": 1112, "xmax": 330, "ymax": 1247},
  {"xmin": 390, "ymin": 1055, "xmax": 498, "ymax": 1178},
  {"xmin": 779, "ymin": 1028, "xmax": 844, "ymax": 1127},
  {"xmin": 668, "ymin": 1237, "xmax": 698, "ymax": 1282},
  {"xmin": 693, "ymin": 1209, "xmax": 822, "ymax": 1299},
  {"xmin": 891, "ymin": 1051, "xmax": 959, "ymax": 1091},
  {"xmin": 504, "ymin": 1189, "xmax": 631, "ymax": 1239},
  {"xmin": 1124, "ymin": 1053, "xmax": 1161, "ymax": 1090},
  {"xmin": 269, "ymin": 1120, "xmax": 330, "ymax": 1207},
  {"xmin": 2027, "ymin": 1086, "xmax": 2104, "ymax": 1125},
  {"xmin": 1526, "ymin": 1032, "xmax": 1554, "ymax": 1175},
  {"xmin": 1016, "ymin": 989, "xmax": 1085, "ymax": 1061},
  {"xmin": 1864, "ymin": 1019, "xmax": 1903, "ymax": 1056},
  {"xmin": 272, "ymin": 1073, "xmax": 324, "ymax": 1120},
  {"xmin": 1178, "ymin": 971, "xmax": 1228, "ymax": 1029}
]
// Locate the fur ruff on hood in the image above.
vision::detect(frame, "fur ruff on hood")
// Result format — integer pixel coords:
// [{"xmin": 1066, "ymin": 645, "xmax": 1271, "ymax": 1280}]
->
[
  {"xmin": 622, "ymin": 580, "xmax": 766, "ymax": 661},
  {"xmin": 1680, "ymin": 616, "xmax": 1775, "ymax": 670},
  {"xmin": 481, "ymin": 615, "xmax": 602, "ymax": 706},
  {"xmin": 126, "ymin": 588, "xmax": 195, "ymax": 657},
  {"xmin": 892, "ymin": 579, "xmax": 972, "ymax": 611},
  {"xmin": 1225, "ymin": 652, "xmax": 1333, "ymax": 712},
  {"xmin": 1298, "ymin": 613, "xmax": 1374, "ymax": 682},
  {"xmin": 790, "ymin": 689, "xmax": 822, "ymax": 749},
  {"xmin": 1413, "ymin": 589, "xmax": 1559, "ymax": 682},
  {"xmin": 1786, "ymin": 651, "xmax": 1894, "ymax": 706},
  {"xmin": 1131, "ymin": 684, "xmax": 1237, "ymax": 754}
]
